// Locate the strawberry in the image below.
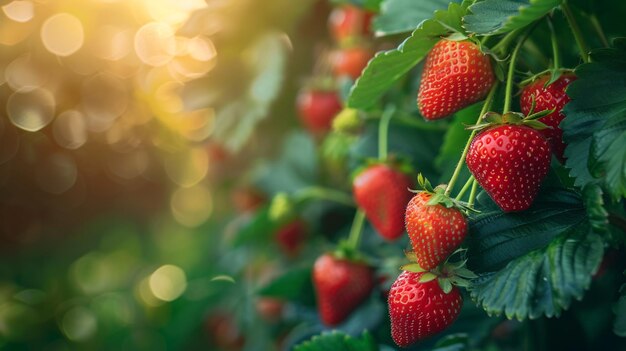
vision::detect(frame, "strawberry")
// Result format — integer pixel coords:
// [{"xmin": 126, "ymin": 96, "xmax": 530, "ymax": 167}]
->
[
  {"xmin": 405, "ymin": 192, "xmax": 468, "ymax": 270},
  {"xmin": 353, "ymin": 164, "xmax": 413, "ymax": 241},
  {"xmin": 418, "ymin": 39, "xmax": 495, "ymax": 120},
  {"xmin": 275, "ymin": 219, "xmax": 307, "ymax": 258},
  {"xmin": 313, "ymin": 253, "xmax": 375, "ymax": 326},
  {"xmin": 331, "ymin": 46, "xmax": 373, "ymax": 80},
  {"xmin": 388, "ymin": 270, "xmax": 462, "ymax": 347},
  {"xmin": 328, "ymin": 5, "xmax": 374, "ymax": 42},
  {"xmin": 296, "ymin": 89, "xmax": 342, "ymax": 134},
  {"xmin": 520, "ymin": 72, "xmax": 577, "ymax": 162},
  {"xmin": 466, "ymin": 121, "xmax": 551, "ymax": 212}
]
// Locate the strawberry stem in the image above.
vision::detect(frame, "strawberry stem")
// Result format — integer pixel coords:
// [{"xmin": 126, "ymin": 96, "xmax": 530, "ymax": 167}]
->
[
  {"xmin": 454, "ymin": 175, "xmax": 475, "ymax": 201},
  {"xmin": 547, "ymin": 16, "xmax": 560, "ymax": 71},
  {"xmin": 503, "ymin": 35, "xmax": 527, "ymax": 113},
  {"xmin": 443, "ymin": 83, "xmax": 498, "ymax": 197},
  {"xmin": 561, "ymin": 2, "xmax": 590, "ymax": 63},
  {"xmin": 468, "ymin": 178, "xmax": 479, "ymax": 208},
  {"xmin": 295, "ymin": 186, "xmax": 355, "ymax": 207},
  {"xmin": 378, "ymin": 105, "xmax": 395, "ymax": 161},
  {"xmin": 491, "ymin": 28, "xmax": 522, "ymax": 55},
  {"xmin": 590, "ymin": 14, "xmax": 609, "ymax": 48},
  {"xmin": 346, "ymin": 209, "xmax": 366, "ymax": 251}
]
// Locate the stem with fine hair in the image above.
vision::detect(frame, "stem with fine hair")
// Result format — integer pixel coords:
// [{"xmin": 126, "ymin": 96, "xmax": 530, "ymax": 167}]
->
[
  {"xmin": 378, "ymin": 106, "xmax": 395, "ymax": 161},
  {"xmin": 454, "ymin": 175, "xmax": 475, "ymax": 201},
  {"xmin": 503, "ymin": 35, "xmax": 526, "ymax": 113},
  {"xmin": 561, "ymin": 2, "xmax": 590, "ymax": 63},
  {"xmin": 547, "ymin": 16, "xmax": 560, "ymax": 70},
  {"xmin": 295, "ymin": 187, "xmax": 354, "ymax": 207},
  {"xmin": 590, "ymin": 14, "xmax": 609, "ymax": 48},
  {"xmin": 444, "ymin": 83, "xmax": 498, "ymax": 196},
  {"xmin": 468, "ymin": 179, "xmax": 479, "ymax": 207},
  {"xmin": 346, "ymin": 209, "xmax": 366, "ymax": 251}
]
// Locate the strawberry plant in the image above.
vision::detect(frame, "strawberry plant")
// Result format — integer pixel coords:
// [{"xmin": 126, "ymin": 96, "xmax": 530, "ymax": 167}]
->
[{"xmin": 230, "ymin": 0, "xmax": 626, "ymax": 350}]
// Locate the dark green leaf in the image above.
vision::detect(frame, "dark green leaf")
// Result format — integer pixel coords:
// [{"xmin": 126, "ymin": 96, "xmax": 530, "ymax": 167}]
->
[
  {"xmin": 433, "ymin": 333, "xmax": 470, "ymax": 351},
  {"xmin": 373, "ymin": 0, "xmax": 458, "ymax": 36},
  {"xmin": 467, "ymin": 187, "xmax": 604, "ymax": 320},
  {"xmin": 294, "ymin": 331, "xmax": 378, "ymax": 351},
  {"xmin": 347, "ymin": 2, "xmax": 470, "ymax": 109},
  {"xmin": 257, "ymin": 266, "xmax": 316, "ymax": 306},
  {"xmin": 562, "ymin": 41, "xmax": 626, "ymax": 200},
  {"xmin": 582, "ymin": 184, "xmax": 609, "ymax": 233},
  {"xmin": 232, "ymin": 206, "xmax": 280, "ymax": 247},
  {"xmin": 615, "ymin": 282, "xmax": 626, "ymax": 337},
  {"xmin": 463, "ymin": 0, "xmax": 561, "ymax": 35},
  {"xmin": 468, "ymin": 188, "xmax": 587, "ymax": 272}
]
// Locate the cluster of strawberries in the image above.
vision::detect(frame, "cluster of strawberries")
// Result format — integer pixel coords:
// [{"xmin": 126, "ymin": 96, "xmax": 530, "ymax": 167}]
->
[
  {"xmin": 297, "ymin": 4, "xmax": 375, "ymax": 135},
  {"xmin": 311, "ymin": 34, "xmax": 577, "ymax": 348}
]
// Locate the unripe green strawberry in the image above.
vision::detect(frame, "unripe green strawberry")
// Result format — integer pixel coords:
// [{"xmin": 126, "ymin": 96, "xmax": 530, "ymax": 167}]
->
[
  {"xmin": 405, "ymin": 192, "xmax": 468, "ymax": 270},
  {"xmin": 418, "ymin": 39, "xmax": 495, "ymax": 120}
]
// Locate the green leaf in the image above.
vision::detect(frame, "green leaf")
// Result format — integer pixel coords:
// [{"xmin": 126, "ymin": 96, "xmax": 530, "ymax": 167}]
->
[
  {"xmin": 468, "ymin": 188, "xmax": 587, "ymax": 272},
  {"xmin": 373, "ymin": 0, "xmax": 458, "ymax": 36},
  {"xmin": 615, "ymin": 282, "xmax": 626, "ymax": 337},
  {"xmin": 347, "ymin": 2, "xmax": 470, "ymax": 109},
  {"xmin": 467, "ymin": 188, "xmax": 604, "ymax": 320},
  {"xmin": 294, "ymin": 331, "xmax": 378, "ymax": 351},
  {"xmin": 257, "ymin": 266, "xmax": 316, "ymax": 306},
  {"xmin": 435, "ymin": 103, "xmax": 482, "ymax": 171},
  {"xmin": 232, "ymin": 206, "xmax": 280, "ymax": 247},
  {"xmin": 433, "ymin": 333, "xmax": 470, "ymax": 351},
  {"xmin": 562, "ymin": 40, "xmax": 626, "ymax": 200},
  {"xmin": 582, "ymin": 184, "xmax": 609, "ymax": 234},
  {"xmin": 463, "ymin": 0, "xmax": 561, "ymax": 35},
  {"xmin": 470, "ymin": 224, "xmax": 603, "ymax": 320}
]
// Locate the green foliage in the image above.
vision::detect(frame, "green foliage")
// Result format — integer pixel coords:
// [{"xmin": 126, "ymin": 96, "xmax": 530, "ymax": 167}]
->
[
  {"xmin": 562, "ymin": 38, "xmax": 626, "ymax": 201},
  {"xmin": 615, "ymin": 281, "xmax": 626, "ymax": 337},
  {"xmin": 373, "ymin": 0, "xmax": 457, "ymax": 36},
  {"xmin": 433, "ymin": 333, "xmax": 470, "ymax": 351},
  {"xmin": 347, "ymin": 2, "xmax": 470, "ymax": 109},
  {"xmin": 294, "ymin": 331, "xmax": 378, "ymax": 351},
  {"xmin": 468, "ymin": 189, "xmax": 604, "ymax": 320},
  {"xmin": 463, "ymin": 0, "xmax": 561, "ymax": 35},
  {"xmin": 257, "ymin": 266, "xmax": 316, "ymax": 306}
]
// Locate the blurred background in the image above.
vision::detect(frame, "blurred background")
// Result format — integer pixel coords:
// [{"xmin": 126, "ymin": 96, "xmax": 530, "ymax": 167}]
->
[{"xmin": 0, "ymin": 0, "xmax": 334, "ymax": 349}]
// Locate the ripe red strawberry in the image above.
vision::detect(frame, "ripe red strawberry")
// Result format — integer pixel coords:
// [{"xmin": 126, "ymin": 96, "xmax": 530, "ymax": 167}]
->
[
  {"xmin": 353, "ymin": 164, "xmax": 413, "ymax": 241},
  {"xmin": 275, "ymin": 219, "xmax": 307, "ymax": 258},
  {"xmin": 466, "ymin": 124, "xmax": 551, "ymax": 212},
  {"xmin": 418, "ymin": 40, "xmax": 495, "ymax": 120},
  {"xmin": 520, "ymin": 72, "xmax": 577, "ymax": 162},
  {"xmin": 328, "ymin": 5, "xmax": 374, "ymax": 42},
  {"xmin": 331, "ymin": 46, "xmax": 373, "ymax": 80},
  {"xmin": 313, "ymin": 253, "xmax": 375, "ymax": 326},
  {"xmin": 296, "ymin": 89, "xmax": 342, "ymax": 134},
  {"xmin": 405, "ymin": 192, "xmax": 468, "ymax": 270},
  {"xmin": 388, "ymin": 270, "xmax": 462, "ymax": 347}
]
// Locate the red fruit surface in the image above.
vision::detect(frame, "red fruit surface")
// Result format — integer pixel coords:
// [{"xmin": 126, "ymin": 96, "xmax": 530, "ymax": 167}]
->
[
  {"xmin": 275, "ymin": 219, "xmax": 307, "ymax": 258},
  {"xmin": 328, "ymin": 5, "xmax": 374, "ymax": 41},
  {"xmin": 418, "ymin": 40, "xmax": 495, "ymax": 120},
  {"xmin": 313, "ymin": 253, "xmax": 375, "ymax": 326},
  {"xmin": 332, "ymin": 47, "xmax": 373, "ymax": 80},
  {"xmin": 388, "ymin": 270, "xmax": 462, "ymax": 347},
  {"xmin": 296, "ymin": 90, "xmax": 342, "ymax": 134},
  {"xmin": 353, "ymin": 164, "xmax": 413, "ymax": 241},
  {"xmin": 520, "ymin": 72, "xmax": 577, "ymax": 162},
  {"xmin": 466, "ymin": 124, "xmax": 551, "ymax": 212},
  {"xmin": 405, "ymin": 192, "xmax": 468, "ymax": 270}
]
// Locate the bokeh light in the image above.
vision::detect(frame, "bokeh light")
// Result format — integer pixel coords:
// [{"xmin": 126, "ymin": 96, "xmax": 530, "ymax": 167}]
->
[
  {"xmin": 148, "ymin": 265, "xmax": 187, "ymax": 302},
  {"xmin": 41, "ymin": 13, "xmax": 85, "ymax": 56}
]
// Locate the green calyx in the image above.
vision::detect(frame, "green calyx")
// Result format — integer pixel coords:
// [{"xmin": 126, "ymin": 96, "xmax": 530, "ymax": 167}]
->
[
  {"xmin": 519, "ymin": 68, "xmax": 574, "ymax": 88},
  {"xmin": 333, "ymin": 239, "xmax": 366, "ymax": 262},
  {"xmin": 269, "ymin": 192, "xmax": 295, "ymax": 223},
  {"xmin": 332, "ymin": 108, "xmax": 363, "ymax": 134},
  {"xmin": 400, "ymin": 250, "xmax": 478, "ymax": 294},
  {"xmin": 466, "ymin": 110, "xmax": 553, "ymax": 133},
  {"xmin": 412, "ymin": 174, "xmax": 477, "ymax": 215}
]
